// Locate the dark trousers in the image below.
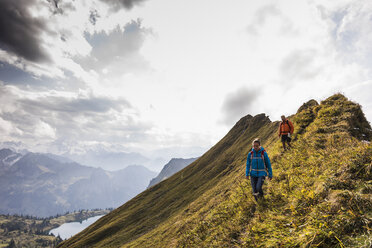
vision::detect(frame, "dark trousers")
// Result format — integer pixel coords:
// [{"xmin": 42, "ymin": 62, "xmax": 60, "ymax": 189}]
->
[{"xmin": 250, "ymin": 176, "xmax": 265, "ymax": 201}]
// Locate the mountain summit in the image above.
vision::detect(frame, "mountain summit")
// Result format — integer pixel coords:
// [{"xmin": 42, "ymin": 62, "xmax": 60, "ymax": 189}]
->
[{"xmin": 59, "ymin": 94, "xmax": 371, "ymax": 248}]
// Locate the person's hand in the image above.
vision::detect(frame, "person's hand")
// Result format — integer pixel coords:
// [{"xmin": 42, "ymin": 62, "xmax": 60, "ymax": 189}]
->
[{"xmin": 268, "ymin": 177, "xmax": 272, "ymax": 181}]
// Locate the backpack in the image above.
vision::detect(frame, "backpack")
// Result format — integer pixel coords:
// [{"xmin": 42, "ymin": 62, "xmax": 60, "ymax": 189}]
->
[{"xmin": 249, "ymin": 149, "xmax": 268, "ymax": 176}]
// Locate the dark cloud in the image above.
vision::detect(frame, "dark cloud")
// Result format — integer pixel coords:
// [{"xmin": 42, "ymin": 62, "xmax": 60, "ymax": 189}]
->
[
  {"xmin": 89, "ymin": 9, "xmax": 100, "ymax": 25},
  {"xmin": 279, "ymin": 49, "xmax": 322, "ymax": 86},
  {"xmin": 0, "ymin": 0, "xmax": 149, "ymax": 79},
  {"xmin": 102, "ymin": 0, "xmax": 147, "ymax": 10},
  {"xmin": 0, "ymin": 62, "xmax": 45, "ymax": 86},
  {"xmin": 0, "ymin": 0, "xmax": 51, "ymax": 62},
  {"xmin": 0, "ymin": 62, "xmax": 87, "ymax": 91},
  {"xmin": 48, "ymin": 0, "xmax": 76, "ymax": 15},
  {"xmin": 51, "ymin": 0, "xmax": 60, "ymax": 9},
  {"xmin": 220, "ymin": 87, "xmax": 258, "ymax": 125}
]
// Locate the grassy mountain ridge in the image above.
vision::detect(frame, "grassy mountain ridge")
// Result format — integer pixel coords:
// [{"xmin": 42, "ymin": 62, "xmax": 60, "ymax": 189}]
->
[
  {"xmin": 59, "ymin": 94, "xmax": 371, "ymax": 247},
  {"xmin": 59, "ymin": 114, "xmax": 279, "ymax": 247}
]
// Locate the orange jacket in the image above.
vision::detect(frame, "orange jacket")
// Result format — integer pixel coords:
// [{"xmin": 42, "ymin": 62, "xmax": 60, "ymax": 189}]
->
[{"xmin": 279, "ymin": 119, "xmax": 294, "ymax": 135}]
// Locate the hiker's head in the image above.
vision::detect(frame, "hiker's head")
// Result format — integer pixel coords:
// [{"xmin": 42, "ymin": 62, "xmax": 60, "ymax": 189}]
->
[
  {"xmin": 252, "ymin": 138, "xmax": 261, "ymax": 151},
  {"xmin": 281, "ymin": 115, "xmax": 286, "ymax": 121}
]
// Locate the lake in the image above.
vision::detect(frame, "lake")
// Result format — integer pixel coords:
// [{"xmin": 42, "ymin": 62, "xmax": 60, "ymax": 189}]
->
[{"xmin": 49, "ymin": 215, "xmax": 104, "ymax": 240}]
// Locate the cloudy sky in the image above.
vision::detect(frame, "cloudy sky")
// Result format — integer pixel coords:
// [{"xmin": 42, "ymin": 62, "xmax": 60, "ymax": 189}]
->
[{"xmin": 0, "ymin": 0, "xmax": 371, "ymax": 167}]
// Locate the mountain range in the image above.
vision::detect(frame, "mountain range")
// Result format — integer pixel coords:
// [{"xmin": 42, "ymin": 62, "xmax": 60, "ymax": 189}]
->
[
  {"xmin": 58, "ymin": 94, "xmax": 371, "ymax": 248},
  {"xmin": 62, "ymin": 147, "xmax": 206, "ymax": 172},
  {"xmin": 64, "ymin": 150, "xmax": 155, "ymax": 171},
  {"xmin": 0, "ymin": 150, "xmax": 156, "ymax": 217}
]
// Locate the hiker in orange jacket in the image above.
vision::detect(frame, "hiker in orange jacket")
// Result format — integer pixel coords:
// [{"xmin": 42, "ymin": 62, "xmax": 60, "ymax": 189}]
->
[{"xmin": 278, "ymin": 115, "xmax": 294, "ymax": 151}]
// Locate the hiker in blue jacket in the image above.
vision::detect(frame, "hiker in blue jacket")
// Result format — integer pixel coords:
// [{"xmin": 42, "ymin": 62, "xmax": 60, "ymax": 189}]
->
[{"xmin": 245, "ymin": 138, "xmax": 273, "ymax": 201}]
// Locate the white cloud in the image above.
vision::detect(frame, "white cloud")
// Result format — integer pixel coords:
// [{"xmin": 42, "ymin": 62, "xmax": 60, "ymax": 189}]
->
[
  {"xmin": 332, "ymin": 0, "xmax": 372, "ymax": 66},
  {"xmin": 0, "ymin": 82, "xmax": 147, "ymax": 152},
  {"xmin": 78, "ymin": 19, "xmax": 153, "ymax": 79},
  {"xmin": 229, "ymin": 0, "xmax": 372, "ymax": 122},
  {"xmin": 0, "ymin": 49, "xmax": 65, "ymax": 79},
  {"xmin": 0, "ymin": 117, "xmax": 23, "ymax": 136},
  {"xmin": 33, "ymin": 121, "xmax": 57, "ymax": 139},
  {"xmin": 0, "ymin": 0, "xmax": 371, "ymax": 162}
]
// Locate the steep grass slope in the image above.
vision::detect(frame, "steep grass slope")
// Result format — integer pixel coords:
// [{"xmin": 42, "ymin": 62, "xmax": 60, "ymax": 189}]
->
[{"xmin": 59, "ymin": 94, "xmax": 371, "ymax": 248}]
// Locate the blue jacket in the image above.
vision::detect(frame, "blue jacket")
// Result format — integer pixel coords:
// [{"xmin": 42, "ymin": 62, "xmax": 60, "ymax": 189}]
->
[{"xmin": 246, "ymin": 147, "xmax": 273, "ymax": 178}]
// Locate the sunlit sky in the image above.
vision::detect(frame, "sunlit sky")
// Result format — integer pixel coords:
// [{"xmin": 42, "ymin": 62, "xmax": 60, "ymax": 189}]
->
[{"xmin": 0, "ymin": 0, "xmax": 371, "ymax": 164}]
